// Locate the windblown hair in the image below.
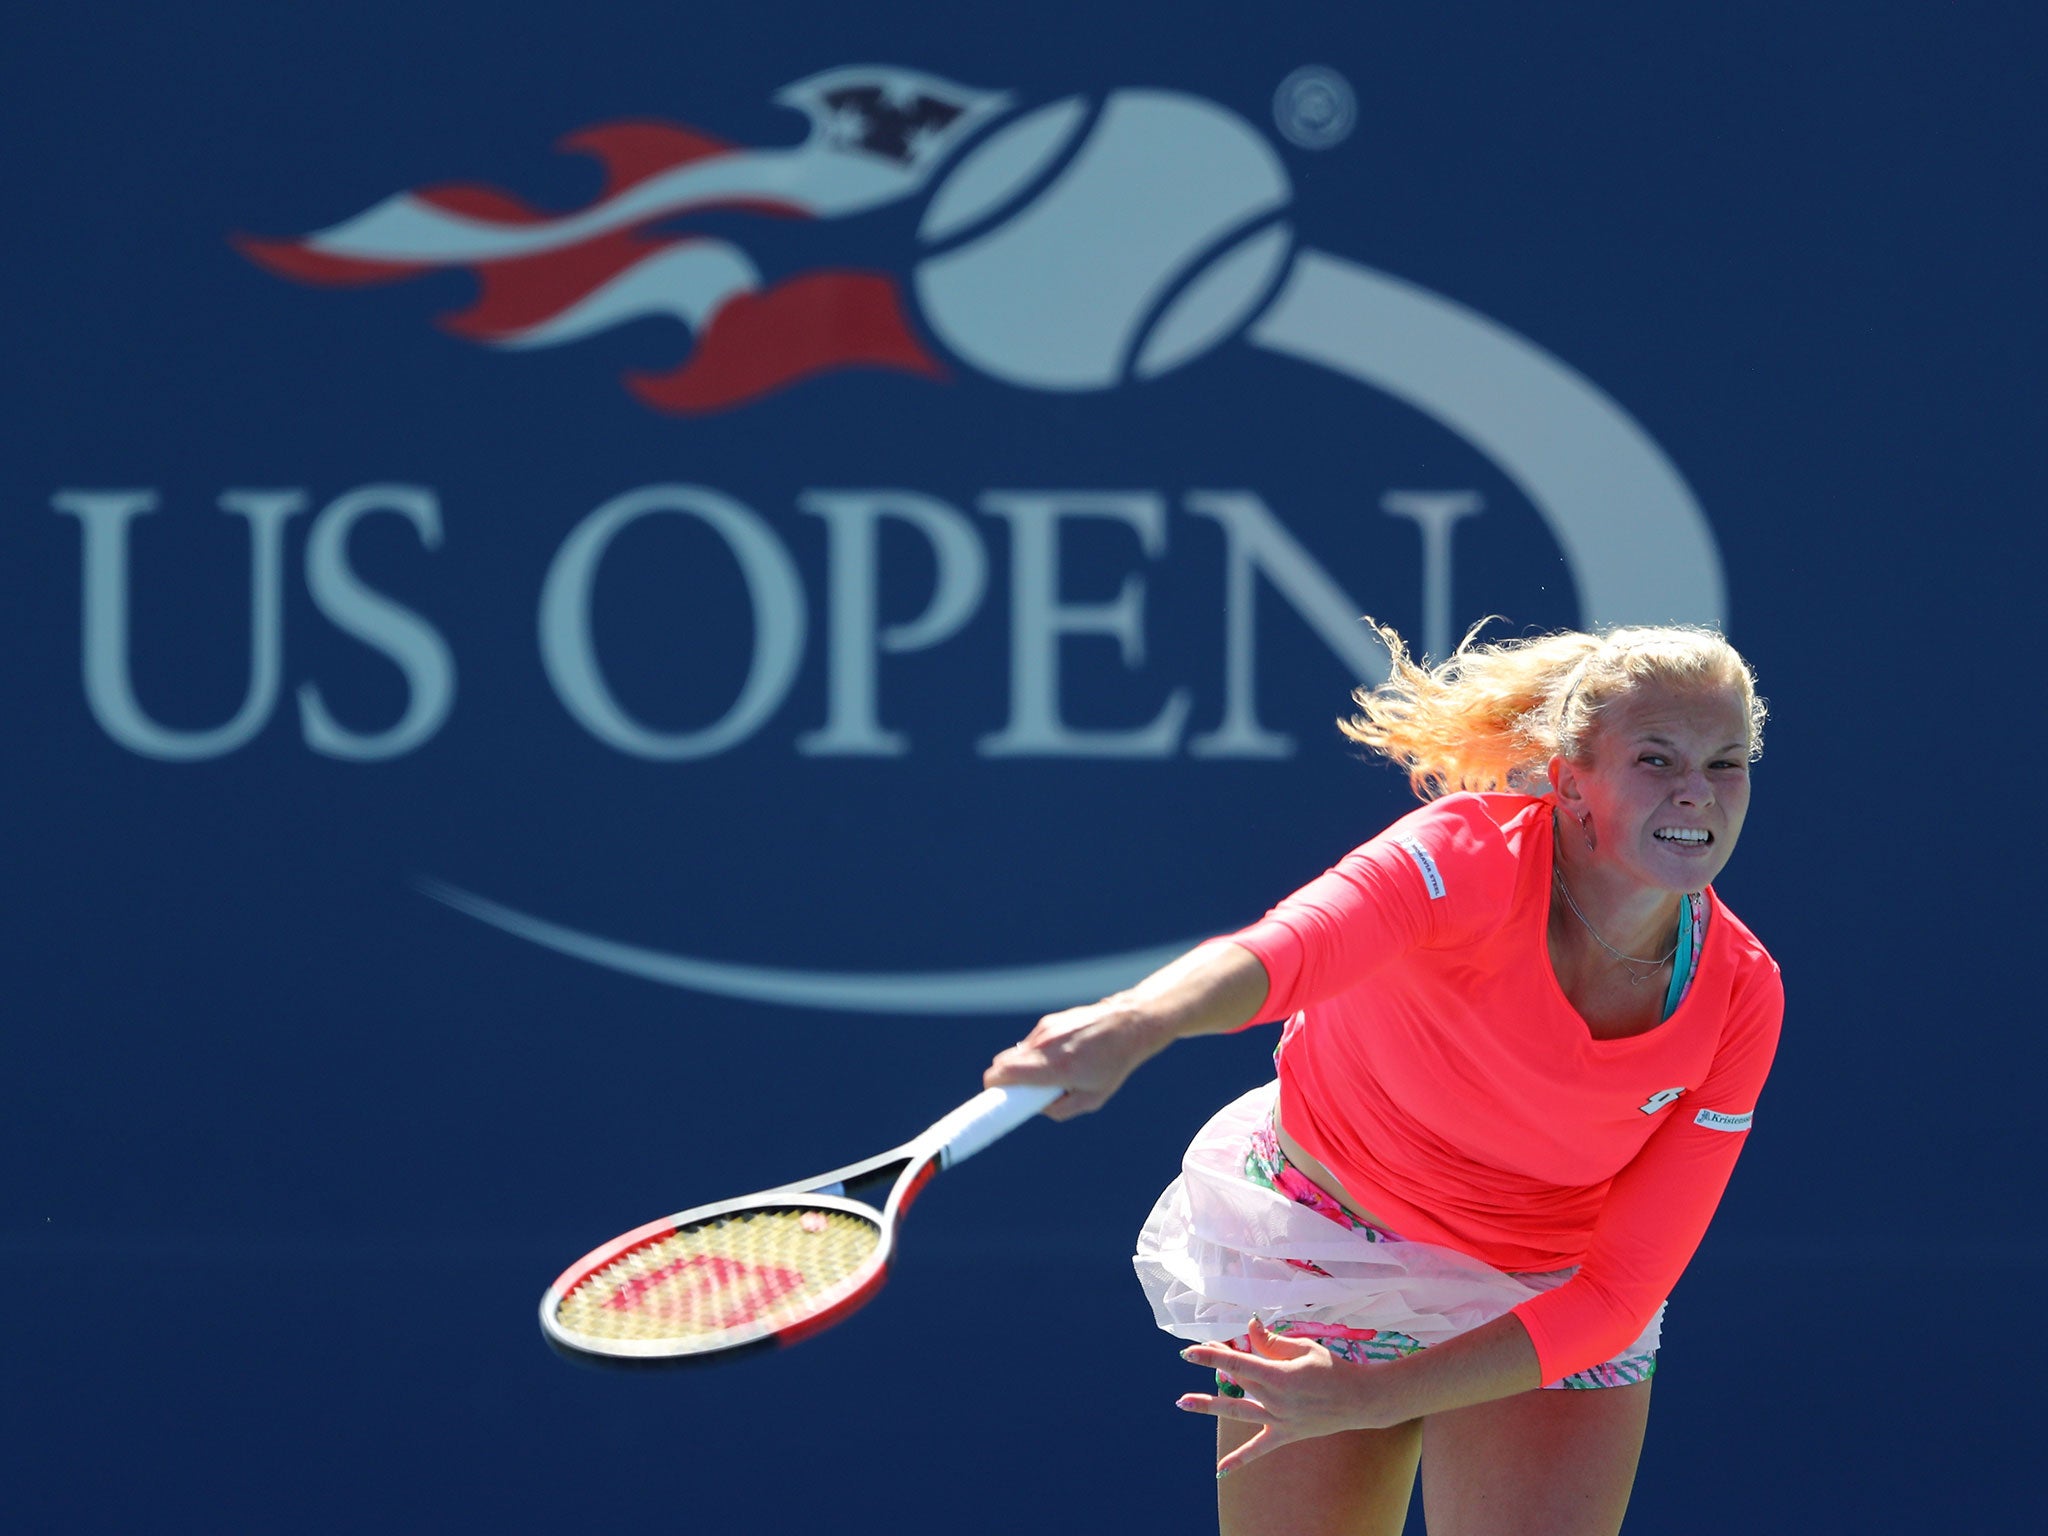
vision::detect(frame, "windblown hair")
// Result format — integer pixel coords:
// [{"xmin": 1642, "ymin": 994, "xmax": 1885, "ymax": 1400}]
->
[{"xmin": 1341, "ymin": 619, "xmax": 1767, "ymax": 800}]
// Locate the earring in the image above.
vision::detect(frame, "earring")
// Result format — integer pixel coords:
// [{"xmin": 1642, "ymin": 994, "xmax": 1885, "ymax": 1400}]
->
[{"xmin": 1578, "ymin": 812, "xmax": 1597, "ymax": 851}]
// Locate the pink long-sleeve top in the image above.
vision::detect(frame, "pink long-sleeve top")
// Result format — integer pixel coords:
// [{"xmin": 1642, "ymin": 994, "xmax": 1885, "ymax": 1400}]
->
[{"xmin": 1228, "ymin": 791, "xmax": 1783, "ymax": 1384}]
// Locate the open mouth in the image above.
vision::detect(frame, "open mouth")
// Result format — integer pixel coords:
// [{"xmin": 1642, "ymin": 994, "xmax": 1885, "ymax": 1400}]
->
[{"xmin": 1654, "ymin": 828, "xmax": 1713, "ymax": 848}]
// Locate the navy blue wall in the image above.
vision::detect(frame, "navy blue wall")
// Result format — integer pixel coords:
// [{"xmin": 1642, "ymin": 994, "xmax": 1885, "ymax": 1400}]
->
[{"xmin": 6, "ymin": 4, "xmax": 2041, "ymax": 1531}]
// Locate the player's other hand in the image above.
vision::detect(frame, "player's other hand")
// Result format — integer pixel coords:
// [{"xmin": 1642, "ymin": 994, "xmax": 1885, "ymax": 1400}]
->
[
  {"xmin": 984, "ymin": 998, "xmax": 1165, "ymax": 1120},
  {"xmin": 1176, "ymin": 1319, "xmax": 1387, "ymax": 1475}
]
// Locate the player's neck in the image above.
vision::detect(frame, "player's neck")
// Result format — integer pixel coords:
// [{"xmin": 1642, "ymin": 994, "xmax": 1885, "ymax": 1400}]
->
[{"xmin": 1551, "ymin": 836, "xmax": 1683, "ymax": 962}]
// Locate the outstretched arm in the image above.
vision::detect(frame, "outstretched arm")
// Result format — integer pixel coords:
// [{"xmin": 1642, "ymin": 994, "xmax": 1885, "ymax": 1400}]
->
[
  {"xmin": 993, "ymin": 797, "xmax": 1492, "ymax": 1120},
  {"xmin": 983, "ymin": 939, "xmax": 1271, "ymax": 1119}
]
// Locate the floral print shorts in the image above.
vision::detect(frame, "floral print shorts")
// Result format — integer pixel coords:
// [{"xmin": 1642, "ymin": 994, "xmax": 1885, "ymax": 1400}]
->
[{"xmin": 1212, "ymin": 1119, "xmax": 1658, "ymax": 1394}]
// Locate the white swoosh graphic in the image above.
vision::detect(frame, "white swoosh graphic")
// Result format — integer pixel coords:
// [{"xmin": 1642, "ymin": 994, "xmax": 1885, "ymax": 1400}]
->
[
  {"xmin": 419, "ymin": 878, "xmax": 1197, "ymax": 1015},
  {"xmin": 1249, "ymin": 251, "xmax": 1724, "ymax": 630}
]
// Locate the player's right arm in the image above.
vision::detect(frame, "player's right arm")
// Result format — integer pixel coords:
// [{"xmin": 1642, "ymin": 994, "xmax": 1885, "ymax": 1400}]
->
[
  {"xmin": 990, "ymin": 797, "xmax": 1509, "ymax": 1117},
  {"xmin": 982, "ymin": 939, "xmax": 1270, "ymax": 1119}
]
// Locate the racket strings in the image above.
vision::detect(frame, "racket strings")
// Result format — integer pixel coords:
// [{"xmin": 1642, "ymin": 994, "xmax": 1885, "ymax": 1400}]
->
[{"xmin": 554, "ymin": 1207, "xmax": 881, "ymax": 1345}]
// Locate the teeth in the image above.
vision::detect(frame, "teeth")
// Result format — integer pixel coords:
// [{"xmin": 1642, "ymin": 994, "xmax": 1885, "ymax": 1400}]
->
[{"xmin": 1656, "ymin": 828, "xmax": 1710, "ymax": 844}]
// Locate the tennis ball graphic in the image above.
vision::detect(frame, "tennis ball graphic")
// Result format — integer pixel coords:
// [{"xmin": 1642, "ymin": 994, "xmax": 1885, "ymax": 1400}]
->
[{"xmin": 914, "ymin": 91, "xmax": 1295, "ymax": 390}]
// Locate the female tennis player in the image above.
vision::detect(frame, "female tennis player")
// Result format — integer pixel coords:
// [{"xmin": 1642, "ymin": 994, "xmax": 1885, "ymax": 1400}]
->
[{"xmin": 986, "ymin": 622, "xmax": 1779, "ymax": 1536}]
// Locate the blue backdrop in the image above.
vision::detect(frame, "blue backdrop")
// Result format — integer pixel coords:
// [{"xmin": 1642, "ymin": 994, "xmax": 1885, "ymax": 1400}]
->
[{"xmin": 6, "ymin": 4, "xmax": 2041, "ymax": 1531}]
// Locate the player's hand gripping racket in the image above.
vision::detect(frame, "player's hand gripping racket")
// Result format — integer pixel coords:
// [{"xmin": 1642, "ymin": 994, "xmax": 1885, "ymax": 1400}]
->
[{"xmin": 539, "ymin": 1083, "xmax": 1062, "ymax": 1364}]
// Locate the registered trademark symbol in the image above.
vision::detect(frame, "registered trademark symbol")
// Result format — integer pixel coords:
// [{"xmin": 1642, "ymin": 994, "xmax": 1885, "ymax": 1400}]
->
[{"xmin": 1273, "ymin": 66, "xmax": 1356, "ymax": 150}]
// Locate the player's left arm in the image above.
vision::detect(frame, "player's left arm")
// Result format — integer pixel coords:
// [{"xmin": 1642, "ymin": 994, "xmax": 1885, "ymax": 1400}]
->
[{"xmin": 1509, "ymin": 960, "xmax": 1786, "ymax": 1383}]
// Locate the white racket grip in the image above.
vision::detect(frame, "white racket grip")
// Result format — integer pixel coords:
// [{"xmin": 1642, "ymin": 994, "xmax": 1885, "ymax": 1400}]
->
[{"xmin": 934, "ymin": 1085, "xmax": 1063, "ymax": 1169}]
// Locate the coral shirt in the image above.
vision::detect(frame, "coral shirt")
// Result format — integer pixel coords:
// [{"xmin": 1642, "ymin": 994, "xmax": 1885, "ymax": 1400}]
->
[{"xmin": 1228, "ymin": 792, "xmax": 1784, "ymax": 1383}]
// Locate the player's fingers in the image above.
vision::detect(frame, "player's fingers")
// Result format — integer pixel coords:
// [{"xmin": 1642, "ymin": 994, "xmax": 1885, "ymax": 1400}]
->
[
  {"xmin": 1175, "ymin": 1392, "xmax": 1275, "ymax": 1426},
  {"xmin": 983, "ymin": 1056, "xmax": 1081, "ymax": 1119},
  {"xmin": 1180, "ymin": 1342, "xmax": 1265, "ymax": 1382},
  {"xmin": 1017, "ymin": 1006, "xmax": 1088, "ymax": 1048},
  {"xmin": 1040, "ymin": 1088, "xmax": 1100, "ymax": 1120},
  {"xmin": 982, "ymin": 1049, "xmax": 1053, "ymax": 1088},
  {"xmin": 1216, "ymin": 1425, "xmax": 1292, "ymax": 1479},
  {"xmin": 1244, "ymin": 1317, "xmax": 1314, "ymax": 1359}
]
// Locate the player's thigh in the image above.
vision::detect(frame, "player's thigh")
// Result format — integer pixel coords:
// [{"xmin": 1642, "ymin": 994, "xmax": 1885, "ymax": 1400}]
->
[
  {"xmin": 1420, "ymin": 1380, "xmax": 1652, "ymax": 1536},
  {"xmin": 1217, "ymin": 1414, "xmax": 1423, "ymax": 1536}
]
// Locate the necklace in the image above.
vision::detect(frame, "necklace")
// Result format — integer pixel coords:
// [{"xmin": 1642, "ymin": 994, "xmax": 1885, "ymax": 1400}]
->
[{"xmin": 1552, "ymin": 869, "xmax": 1678, "ymax": 986}]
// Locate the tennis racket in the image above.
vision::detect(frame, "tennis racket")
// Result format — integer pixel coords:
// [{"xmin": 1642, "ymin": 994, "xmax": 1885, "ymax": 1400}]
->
[{"xmin": 539, "ymin": 1083, "xmax": 1062, "ymax": 1365}]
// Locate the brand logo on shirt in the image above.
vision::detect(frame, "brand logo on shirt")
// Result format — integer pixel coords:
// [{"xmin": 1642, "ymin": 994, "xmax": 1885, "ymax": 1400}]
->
[
  {"xmin": 1397, "ymin": 839, "xmax": 1447, "ymax": 900},
  {"xmin": 1693, "ymin": 1108, "xmax": 1753, "ymax": 1132},
  {"xmin": 1639, "ymin": 1087, "xmax": 1687, "ymax": 1115}
]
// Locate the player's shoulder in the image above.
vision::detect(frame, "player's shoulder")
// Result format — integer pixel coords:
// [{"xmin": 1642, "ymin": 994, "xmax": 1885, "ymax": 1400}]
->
[
  {"xmin": 1703, "ymin": 890, "xmax": 1778, "ymax": 975},
  {"xmin": 1384, "ymin": 790, "xmax": 1546, "ymax": 856},
  {"xmin": 1703, "ymin": 890, "xmax": 1785, "ymax": 1027},
  {"xmin": 1370, "ymin": 791, "xmax": 1540, "ymax": 898}
]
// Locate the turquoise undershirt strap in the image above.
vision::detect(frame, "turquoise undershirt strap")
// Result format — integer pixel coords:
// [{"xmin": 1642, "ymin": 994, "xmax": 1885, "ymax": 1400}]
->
[{"xmin": 1660, "ymin": 895, "xmax": 1701, "ymax": 1021}]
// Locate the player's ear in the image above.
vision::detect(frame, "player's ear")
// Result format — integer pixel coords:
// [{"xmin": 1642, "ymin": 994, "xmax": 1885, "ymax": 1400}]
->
[
  {"xmin": 1550, "ymin": 754, "xmax": 1601, "ymax": 851},
  {"xmin": 1549, "ymin": 752, "xmax": 1581, "ymax": 809}
]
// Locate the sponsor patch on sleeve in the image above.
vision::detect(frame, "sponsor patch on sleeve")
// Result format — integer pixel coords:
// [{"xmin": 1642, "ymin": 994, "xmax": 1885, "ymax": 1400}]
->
[
  {"xmin": 1693, "ymin": 1108, "xmax": 1754, "ymax": 1133},
  {"xmin": 1396, "ymin": 838, "xmax": 1447, "ymax": 900}
]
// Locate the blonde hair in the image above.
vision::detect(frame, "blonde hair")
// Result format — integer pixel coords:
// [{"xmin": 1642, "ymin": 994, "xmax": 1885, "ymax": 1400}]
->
[{"xmin": 1341, "ymin": 619, "xmax": 1767, "ymax": 799}]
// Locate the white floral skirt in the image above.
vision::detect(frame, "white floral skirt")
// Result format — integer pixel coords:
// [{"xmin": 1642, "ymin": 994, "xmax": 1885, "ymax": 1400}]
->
[{"xmin": 1132, "ymin": 1082, "xmax": 1662, "ymax": 1391}]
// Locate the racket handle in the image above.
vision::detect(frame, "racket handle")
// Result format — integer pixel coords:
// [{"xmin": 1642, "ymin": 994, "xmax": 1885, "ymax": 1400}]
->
[{"xmin": 935, "ymin": 1085, "xmax": 1063, "ymax": 1169}]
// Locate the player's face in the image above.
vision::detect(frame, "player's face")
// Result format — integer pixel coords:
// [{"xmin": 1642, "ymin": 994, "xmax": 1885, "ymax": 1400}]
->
[{"xmin": 1561, "ymin": 678, "xmax": 1754, "ymax": 892}]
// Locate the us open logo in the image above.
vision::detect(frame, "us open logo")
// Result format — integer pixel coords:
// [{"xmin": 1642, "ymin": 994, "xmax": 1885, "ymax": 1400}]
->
[
  {"xmin": 67, "ymin": 67, "xmax": 1726, "ymax": 1015},
  {"xmin": 236, "ymin": 68, "xmax": 1719, "ymax": 641}
]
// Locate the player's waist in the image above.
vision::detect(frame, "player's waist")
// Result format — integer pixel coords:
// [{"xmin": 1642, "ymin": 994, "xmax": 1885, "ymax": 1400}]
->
[{"xmin": 1274, "ymin": 1085, "xmax": 1602, "ymax": 1273}]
